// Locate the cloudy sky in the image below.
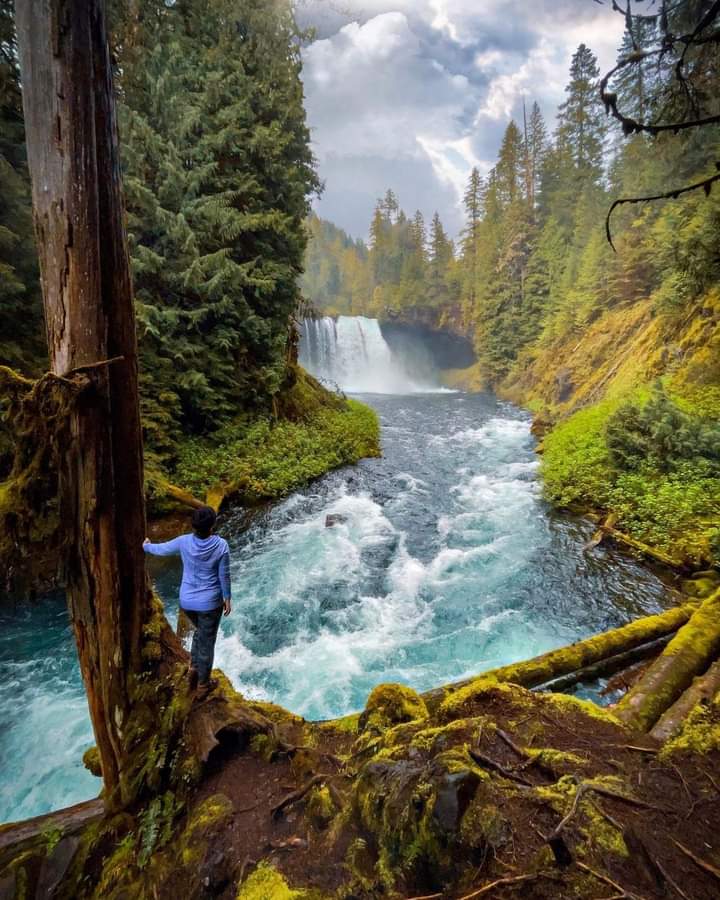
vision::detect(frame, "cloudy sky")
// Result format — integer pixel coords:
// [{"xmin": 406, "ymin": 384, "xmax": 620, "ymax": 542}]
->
[{"xmin": 296, "ymin": 0, "xmax": 626, "ymax": 240}]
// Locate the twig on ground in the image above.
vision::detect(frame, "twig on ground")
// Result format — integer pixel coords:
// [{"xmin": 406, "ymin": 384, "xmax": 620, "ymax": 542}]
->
[
  {"xmin": 456, "ymin": 872, "xmax": 545, "ymax": 899},
  {"xmin": 654, "ymin": 857, "xmax": 694, "ymax": 900},
  {"xmin": 672, "ymin": 839, "xmax": 720, "ymax": 881},
  {"xmin": 271, "ymin": 774, "xmax": 329, "ymax": 818},
  {"xmin": 577, "ymin": 860, "xmax": 648, "ymax": 900},
  {"xmin": 468, "ymin": 748, "xmax": 533, "ymax": 786}
]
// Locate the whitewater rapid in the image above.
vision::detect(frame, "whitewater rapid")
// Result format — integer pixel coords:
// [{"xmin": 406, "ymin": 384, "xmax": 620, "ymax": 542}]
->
[{"xmin": 0, "ymin": 392, "xmax": 675, "ymax": 823}]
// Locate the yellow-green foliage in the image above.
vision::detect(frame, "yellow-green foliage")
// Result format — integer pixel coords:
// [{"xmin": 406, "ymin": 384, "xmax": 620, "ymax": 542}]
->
[
  {"xmin": 439, "ymin": 679, "xmax": 622, "ymax": 729},
  {"xmin": 82, "ymin": 746, "xmax": 102, "ymax": 778},
  {"xmin": 440, "ymin": 362, "xmax": 487, "ymax": 393},
  {"xmin": 237, "ymin": 862, "xmax": 327, "ymax": 900},
  {"xmin": 174, "ymin": 370, "xmax": 380, "ymax": 504},
  {"xmin": 541, "ymin": 387, "xmax": 720, "ymax": 563},
  {"xmin": 360, "ymin": 683, "xmax": 429, "ymax": 734}
]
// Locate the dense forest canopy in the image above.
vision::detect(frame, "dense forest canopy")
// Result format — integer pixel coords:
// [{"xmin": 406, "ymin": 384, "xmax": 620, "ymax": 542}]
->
[{"xmin": 0, "ymin": 0, "xmax": 319, "ymax": 471}]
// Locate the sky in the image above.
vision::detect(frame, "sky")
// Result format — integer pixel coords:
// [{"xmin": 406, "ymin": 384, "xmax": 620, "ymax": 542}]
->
[{"xmin": 296, "ymin": 0, "xmax": 626, "ymax": 240}]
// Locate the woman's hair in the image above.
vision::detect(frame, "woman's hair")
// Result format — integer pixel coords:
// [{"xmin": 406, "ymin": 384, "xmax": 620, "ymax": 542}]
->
[{"xmin": 191, "ymin": 505, "xmax": 217, "ymax": 539}]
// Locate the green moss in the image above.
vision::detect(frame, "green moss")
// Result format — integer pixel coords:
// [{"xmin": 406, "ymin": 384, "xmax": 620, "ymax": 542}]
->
[
  {"xmin": 460, "ymin": 796, "xmax": 510, "ymax": 851},
  {"xmin": 535, "ymin": 776, "xmax": 628, "ymax": 859},
  {"xmin": 305, "ymin": 785, "xmax": 336, "ymax": 829},
  {"xmin": 660, "ymin": 693, "xmax": 720, "ymax": 758},
  {"xmin": 436, "ymin": 605, "xmax": 695, "ymax": 719},
  {"xmin": 540, "ymin": 382, "xmax": 720, "ymax": 565},
  {"xmin": 320, "ymin": 712, "xmax": 360, "ymax": 735},
  {"xmin": 359, "ymin": 683, "xmax": 429, "ymax": 735},
  {"xmin": 236, "ymin": 862, "xmax": 328, "ymax": 899},
  {"xmin": 40, "ymin": 824, "xmax": 63, "ymax": 855}
]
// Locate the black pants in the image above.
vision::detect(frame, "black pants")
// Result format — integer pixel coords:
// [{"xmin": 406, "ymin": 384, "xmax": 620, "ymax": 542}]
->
[{"xmin": 185, "ymin": 606, "xmax": 223, "ymax": 684}]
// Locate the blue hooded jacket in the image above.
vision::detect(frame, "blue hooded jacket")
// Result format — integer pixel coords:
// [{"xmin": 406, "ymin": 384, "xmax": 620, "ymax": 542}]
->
[{"xmin": 144, "ymin": 533, "xmax": 231, "ymax": 612}]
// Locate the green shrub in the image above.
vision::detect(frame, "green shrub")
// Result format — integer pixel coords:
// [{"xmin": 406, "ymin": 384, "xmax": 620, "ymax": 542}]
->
[
  {"xmin": 605, "ymin": 387, "xmax": 720, "ymax": 473},
  {"xmin": 174, "ymin": 396, "xmax": 380, "ymax": 502},
  {"xmin": 541, "ymin": 390, "xmax": 720, "ymax": 563}
]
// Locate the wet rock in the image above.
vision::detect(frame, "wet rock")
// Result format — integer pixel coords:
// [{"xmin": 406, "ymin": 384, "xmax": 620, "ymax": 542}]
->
[
  {"xmin": 325, "ymin": 514, "xmax": 348, "ymax": 528},
  {"xmin": 432, "ymin": 770, "xmax": 481, "ymax": 833},
  {"xmin": 555, "ymin": 368, "xmax": 575, "ymax": 403}
]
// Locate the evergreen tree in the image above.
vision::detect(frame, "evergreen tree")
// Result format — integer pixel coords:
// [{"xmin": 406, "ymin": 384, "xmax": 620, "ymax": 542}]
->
[
  {"xmin": 557, "ymin": 44, "xmax": 607, "ymax": 179},
  {"xmin": 0, "ymin": 0, "xmax": 43, "ymax": 372}
]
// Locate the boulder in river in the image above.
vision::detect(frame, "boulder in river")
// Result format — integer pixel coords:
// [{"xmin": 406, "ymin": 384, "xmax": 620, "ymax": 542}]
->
[{"xmin": 325, "ymin": 514, "xmax": 348, "ymax": 528}]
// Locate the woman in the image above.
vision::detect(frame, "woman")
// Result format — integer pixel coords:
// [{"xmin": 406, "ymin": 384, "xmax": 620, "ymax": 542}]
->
[{"xmin": 144, "ymin": 506, "xmax": 232, "ymax": 699}]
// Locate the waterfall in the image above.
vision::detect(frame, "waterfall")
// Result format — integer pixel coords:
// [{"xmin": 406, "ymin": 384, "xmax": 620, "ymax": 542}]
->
[{"xmin": 298, "ymin": 316, "xmax": 435, "ymax": 393}]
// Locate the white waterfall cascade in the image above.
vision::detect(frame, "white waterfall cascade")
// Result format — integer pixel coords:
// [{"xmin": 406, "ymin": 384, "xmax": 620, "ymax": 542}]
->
[{"xmin": 298, "ymin": 316, "xmax": 437, "ymax": 394}]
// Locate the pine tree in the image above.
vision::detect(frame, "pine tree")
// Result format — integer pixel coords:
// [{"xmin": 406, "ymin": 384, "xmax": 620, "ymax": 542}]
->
[
  {"xmin": 557, "ymin": 44, "xmax": 607, "ymax": 180},
  {"xmin": 0, "ymin": 0, "xmax": 43, "ymax": 373},
  {"xmin": 523, "ymin": 101, "xmax": 547, "ymax": 214}
]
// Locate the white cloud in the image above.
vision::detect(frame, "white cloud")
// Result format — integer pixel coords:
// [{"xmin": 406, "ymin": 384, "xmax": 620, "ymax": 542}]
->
[{"xmin": 298, "ymin": 1, "xmax": 627, "ymax": 238}]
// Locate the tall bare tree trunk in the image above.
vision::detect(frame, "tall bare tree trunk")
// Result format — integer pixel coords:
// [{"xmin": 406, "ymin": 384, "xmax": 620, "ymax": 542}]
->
[{"xmin": 15, "ymin": 0, "xmax": 151, "ymax": 811}]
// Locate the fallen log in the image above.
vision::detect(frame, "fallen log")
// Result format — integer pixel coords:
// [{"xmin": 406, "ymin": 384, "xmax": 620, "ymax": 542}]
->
[
  {"xmin": 536, "ymin": 635, "xmax": 672, "ymax": 694},
  {"xmin": 615, "ymin": 591, "xmax": 720, "ymax": 733},
  {"xmin": 423, "ymin": 604, "xmax": 697, "ymax": 710},
  {"xmin": 650, "ymin": 659, "xmax": 720, "ymax": 743},
  {"xmin": 163, "ymin": 481, "xmax": 206, "ymax": 510},
  {"xmin": 0, "ymin": 798, "xmax": 103, "ymax": 871},
  {"xmin": 592, "ymin": 520, "xmax": 685, "ymax": 570}
]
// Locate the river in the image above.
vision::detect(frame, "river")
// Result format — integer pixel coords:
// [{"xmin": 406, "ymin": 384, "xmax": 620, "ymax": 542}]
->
[{"xmin": 0, "ymin": 318, "xmax": 677, "ymax": 824}]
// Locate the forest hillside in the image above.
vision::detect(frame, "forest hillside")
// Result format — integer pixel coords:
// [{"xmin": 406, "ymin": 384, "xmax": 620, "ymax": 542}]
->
[{"xmin": 302, "ymin": 36, "xmax": 720, "ymax": 571}]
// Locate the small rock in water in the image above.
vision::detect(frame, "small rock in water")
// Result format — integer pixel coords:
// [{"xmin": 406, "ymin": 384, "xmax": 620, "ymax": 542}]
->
[{"xmin": 325, "ymin": 514, "xmax": 348, "ymax": 528}]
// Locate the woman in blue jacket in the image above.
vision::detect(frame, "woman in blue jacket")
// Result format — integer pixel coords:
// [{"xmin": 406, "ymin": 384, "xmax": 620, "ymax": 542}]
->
[{"xmin": 144, "ymin": 506, "xmax": 231, "ymax": 699}]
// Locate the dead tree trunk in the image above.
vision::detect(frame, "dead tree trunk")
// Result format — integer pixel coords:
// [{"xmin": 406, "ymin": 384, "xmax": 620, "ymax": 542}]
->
[{"xmin": 15, "ymin": 0, "xmax": 157, "ymax": 811}]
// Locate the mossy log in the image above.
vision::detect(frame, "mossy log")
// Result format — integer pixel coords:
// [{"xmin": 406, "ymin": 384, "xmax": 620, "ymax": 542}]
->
[
  {"xmin": 650, "ymin": 659, "xmax": 720, "ymax": 743},
  {"xmin": 424, "ymin": 603, "xmax": 696, "ymax": 710},
  {"xmin": 0, "ymin": 800, "xmax": 104, "ymax": 870},
  {"xmin": 615, "ymin": 591, "xmax": 720, "ymax": 733},
  {"xmin": 536, "ymin": 634, "xmax": 673, "ymax": 694}
]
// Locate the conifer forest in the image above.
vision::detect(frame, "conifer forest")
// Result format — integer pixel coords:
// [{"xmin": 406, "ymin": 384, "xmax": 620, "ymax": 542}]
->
[{"xmin": 1, "ymin": 2, "xmax": 720, "ymax": 899}]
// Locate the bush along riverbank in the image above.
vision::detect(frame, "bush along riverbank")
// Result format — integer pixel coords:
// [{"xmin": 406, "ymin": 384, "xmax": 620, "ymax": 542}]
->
[
  {"xmin": 3, "ymin": 596, "xmax": 720, "ymax": 899},
  {"xmin": 0, "ymin": 366, "xmax": 380, "ymax": 598}
]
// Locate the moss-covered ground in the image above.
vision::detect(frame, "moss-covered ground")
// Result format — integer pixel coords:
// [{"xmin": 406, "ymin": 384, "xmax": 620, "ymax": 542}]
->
[
  {"xmin": 5, "ymin": 663, "xmax": 720, "ymax": 900},
  {"xmin": 170, "ymin": 368, "xmax": 380, "ymax": 510}
]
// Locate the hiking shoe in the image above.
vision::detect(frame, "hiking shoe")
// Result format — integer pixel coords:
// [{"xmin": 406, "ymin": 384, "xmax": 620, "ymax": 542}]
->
[
  {"xmin": 188, "ymin": 667, "xmax": 199, "ymax": 692},
  {"xmin": 195, "ymin": 679, "xmax": 218, "ymax": 701}
]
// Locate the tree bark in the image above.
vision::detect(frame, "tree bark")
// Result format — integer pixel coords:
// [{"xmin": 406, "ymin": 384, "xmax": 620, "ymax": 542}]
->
[
  {"xmin": 15, "ymin": 0, "xmax": 154, "ymax": 810},
  {"xmin": 650, "ymin": 659, "xmax": 720, "ymax": 743}
]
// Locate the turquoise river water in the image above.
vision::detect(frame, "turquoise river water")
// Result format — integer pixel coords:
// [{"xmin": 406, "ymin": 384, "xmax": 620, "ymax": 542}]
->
[{"xmin": 0, "ymin": 391, "xmax": 677, "ymax": 824}]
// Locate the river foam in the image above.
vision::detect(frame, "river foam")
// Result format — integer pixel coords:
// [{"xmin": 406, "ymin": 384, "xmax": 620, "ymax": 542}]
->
[{"xmin": 1, "ymin": 392, "xmax": 676, "ymax": 822}]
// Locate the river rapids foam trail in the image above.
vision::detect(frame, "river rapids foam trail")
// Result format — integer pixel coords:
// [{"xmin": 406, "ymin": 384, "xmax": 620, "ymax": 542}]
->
[{"xmin": 0, "ymin": 392, "xmax": 676, "ymax": 822}]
